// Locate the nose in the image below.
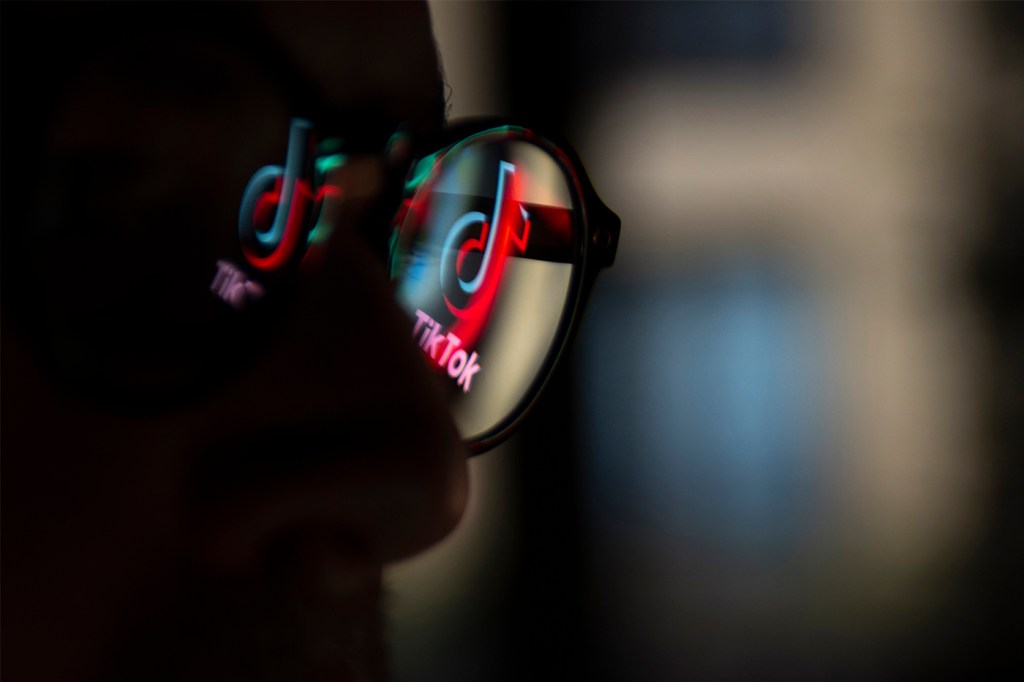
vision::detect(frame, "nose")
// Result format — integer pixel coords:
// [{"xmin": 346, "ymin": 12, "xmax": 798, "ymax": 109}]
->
[{"xmin": 189, "ymin": 155, "xmax": 469, "ymax": 578}]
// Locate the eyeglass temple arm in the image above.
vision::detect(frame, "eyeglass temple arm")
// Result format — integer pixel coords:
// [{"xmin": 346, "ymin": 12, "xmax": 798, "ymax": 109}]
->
[{"xmin": 591, "ymin": 200, "xmax": 621, "ymax": 270}]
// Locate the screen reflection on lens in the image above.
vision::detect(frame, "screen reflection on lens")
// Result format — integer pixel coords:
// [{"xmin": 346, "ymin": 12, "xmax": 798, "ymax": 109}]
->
[{"xmin": 390, "ymin": 129, "xmax": 578, "ymax": 444}]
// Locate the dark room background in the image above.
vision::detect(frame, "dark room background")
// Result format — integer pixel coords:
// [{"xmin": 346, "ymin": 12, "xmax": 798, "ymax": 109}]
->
[{"xmin": 386, "ymin": 3, "xmax": 1024, "ymax": 680}]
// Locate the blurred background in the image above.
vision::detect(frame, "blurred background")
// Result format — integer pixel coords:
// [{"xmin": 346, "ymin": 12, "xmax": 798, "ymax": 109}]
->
[{"xmin": 386, "ymin": 2, "xmax": 1023, "ymax": 680}]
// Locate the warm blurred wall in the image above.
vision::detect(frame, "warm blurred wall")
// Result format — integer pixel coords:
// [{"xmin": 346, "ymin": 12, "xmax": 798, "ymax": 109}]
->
[{"xmin": 385, "ymin": 4, "xmax": 517, "ymax": 682}]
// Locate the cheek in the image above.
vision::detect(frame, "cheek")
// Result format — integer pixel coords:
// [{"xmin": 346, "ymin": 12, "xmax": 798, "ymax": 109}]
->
[{"xmin": 3, "ymin": 376, "xmax": 193, "ymax": 681}]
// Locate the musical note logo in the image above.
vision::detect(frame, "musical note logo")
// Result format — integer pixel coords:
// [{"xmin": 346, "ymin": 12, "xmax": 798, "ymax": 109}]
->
[
  {"xmin": 236, "ymin": 119, "xmax": 316, "ymax": 271},
  {"xmin": 440, "ymin": 160, "xmax": 531, "ymax": 319}
]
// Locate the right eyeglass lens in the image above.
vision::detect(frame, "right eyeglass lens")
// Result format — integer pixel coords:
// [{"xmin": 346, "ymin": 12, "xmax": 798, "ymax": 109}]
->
[{"xmin": 389, "ymin": 129, "xmax": 580, "ymax": 445}]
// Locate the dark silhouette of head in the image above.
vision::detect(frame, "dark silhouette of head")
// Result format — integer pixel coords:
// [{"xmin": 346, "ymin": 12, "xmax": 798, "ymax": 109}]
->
[{"xmin": 2, "ymin": 4, "xmax": 468, "ymax": 680}]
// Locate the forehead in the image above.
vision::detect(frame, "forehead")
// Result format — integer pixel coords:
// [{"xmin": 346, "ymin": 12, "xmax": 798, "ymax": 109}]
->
[{"xmin": 5, "ymin": 1, "xmax": 444, "ymax": 136}]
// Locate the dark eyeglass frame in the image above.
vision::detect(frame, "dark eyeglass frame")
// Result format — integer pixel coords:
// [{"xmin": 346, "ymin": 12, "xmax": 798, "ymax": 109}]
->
[{"xmin": 10, "ymin": 114, "xmax": 619, "ymax": 455}]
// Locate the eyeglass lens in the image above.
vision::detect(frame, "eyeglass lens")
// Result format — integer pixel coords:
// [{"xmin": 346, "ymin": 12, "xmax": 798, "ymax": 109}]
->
[{"xmin": 389, "ymin": 130, "xmax": 578, "ymax": 443}]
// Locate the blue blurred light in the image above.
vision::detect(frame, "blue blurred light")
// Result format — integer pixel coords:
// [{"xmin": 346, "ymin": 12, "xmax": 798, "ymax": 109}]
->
[{"xmin": 578, "ymin": 258, "xmax": 827, "ymax": 556}]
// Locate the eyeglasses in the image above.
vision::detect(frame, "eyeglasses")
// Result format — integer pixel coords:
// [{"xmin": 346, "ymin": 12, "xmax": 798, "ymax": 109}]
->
[
  {"xmin": 224, "ymin": 118, "xmax": 620, "ymax": 453},
  {"xmin": 19, "ymin": 116, "xmax": 619, "ymax": 454}
]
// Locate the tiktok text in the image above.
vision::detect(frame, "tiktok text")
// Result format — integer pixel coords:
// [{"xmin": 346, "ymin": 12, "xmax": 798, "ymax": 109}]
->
[
  {"xmin": 413, "ymin": 310, "xmax": 482, "ymax": 392},
  {"xmin": 211, "ymin": 260, "xmax": 265, "ymax": 311}
]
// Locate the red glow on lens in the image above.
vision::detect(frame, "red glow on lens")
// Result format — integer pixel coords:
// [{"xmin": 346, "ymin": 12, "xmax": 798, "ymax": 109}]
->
[
  {"xmin": 242, "ymin": 178, "xmax": 312, "ymax": 271},
  {"xmin": 444, "ymin": 166, "xmax": 530, "ymax": 351}
]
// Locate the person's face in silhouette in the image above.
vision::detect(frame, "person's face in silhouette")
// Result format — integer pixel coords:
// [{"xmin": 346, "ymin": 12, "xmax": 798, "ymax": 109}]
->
[{"xmin": 2, "ymin": 4, "xmax": 467, "ymax": 681}]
